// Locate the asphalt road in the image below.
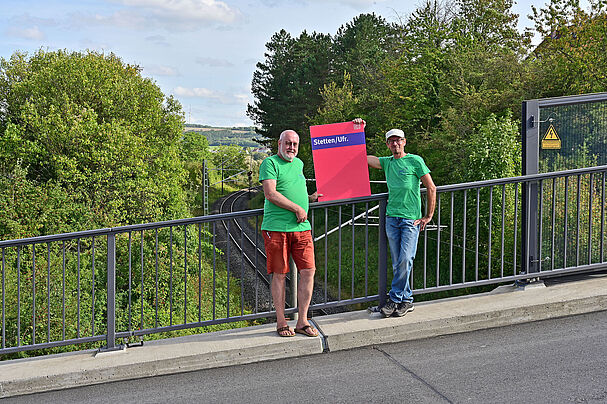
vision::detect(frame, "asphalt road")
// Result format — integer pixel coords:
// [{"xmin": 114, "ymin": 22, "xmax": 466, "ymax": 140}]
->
[{"xmin": 6, "ymin": 310, "xmax": 607, "ymax": 404}]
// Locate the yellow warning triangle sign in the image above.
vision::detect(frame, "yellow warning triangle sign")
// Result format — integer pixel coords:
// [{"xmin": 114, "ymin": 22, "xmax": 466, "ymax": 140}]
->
[{"xmin": 542, "ymin": 124, "xmax": 561, "ymax": 149}]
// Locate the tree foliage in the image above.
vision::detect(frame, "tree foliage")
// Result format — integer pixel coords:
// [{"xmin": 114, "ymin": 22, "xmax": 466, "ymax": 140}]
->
[
  {"xmin": 0, "ymin": 49, "xmax": 188, "ymax": 239},
  {"xmin": 528, "ymin": 0, "xmax": 607, "ymax": 97}
]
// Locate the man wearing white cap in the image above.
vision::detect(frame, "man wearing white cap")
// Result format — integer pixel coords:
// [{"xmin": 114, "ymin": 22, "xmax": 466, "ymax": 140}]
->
[{"xmin": 354, "ymin": 119, "xmax": 436, "ymax": 317}]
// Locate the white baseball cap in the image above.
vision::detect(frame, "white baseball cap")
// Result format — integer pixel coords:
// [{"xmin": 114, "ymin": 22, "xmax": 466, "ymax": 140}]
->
[{"xmin": 385, "ymin": 129, "xmax": 405, "ymax": 141}]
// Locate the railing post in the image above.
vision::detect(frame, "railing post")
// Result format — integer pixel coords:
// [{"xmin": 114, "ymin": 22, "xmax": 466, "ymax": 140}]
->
[
  {"xmin": 104, "ymin": 232, "xmax": 117, "ymax": 351},
  {"xmin": 378, "ymin": 199, "xmax": 388, "ymax": 307},
  {"xmin": 289, "ymin": 256, "xmax": 298, "ymax": 321},
  {"xmin": 522, "ymin": 99, "xmax": 540, "ymax": 276}
]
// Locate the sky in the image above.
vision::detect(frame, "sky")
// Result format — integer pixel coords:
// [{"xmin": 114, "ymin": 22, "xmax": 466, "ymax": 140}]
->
[{"xmin": 0, "ymin": 0, "xmax": 584, "ymax": 127}]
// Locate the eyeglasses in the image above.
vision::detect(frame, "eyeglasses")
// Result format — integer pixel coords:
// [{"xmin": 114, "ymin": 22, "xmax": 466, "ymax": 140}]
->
[{"xmin": 387, "ymin": 138, "xmax": 404, "ymax": 144}]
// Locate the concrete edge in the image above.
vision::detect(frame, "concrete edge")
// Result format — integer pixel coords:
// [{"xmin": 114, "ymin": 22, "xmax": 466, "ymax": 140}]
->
[
  {"xmin": 320, "ymin": 294, "xmax": 607, "ymax": 352},
  {"xmin": 0, "ymin": 325, "xmax": 324, "ymax": 398}
]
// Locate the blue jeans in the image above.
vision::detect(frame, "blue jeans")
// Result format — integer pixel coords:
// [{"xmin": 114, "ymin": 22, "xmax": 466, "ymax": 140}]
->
[{"xmin": 385, "ymin": 216, "xmax": 420, "ymax": 304}]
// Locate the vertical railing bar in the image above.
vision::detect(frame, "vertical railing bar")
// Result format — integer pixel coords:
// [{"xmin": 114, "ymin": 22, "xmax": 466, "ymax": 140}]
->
[
  {"xmin": 324, "ymin": 207, "xmax": 328, "ymax": 303},
  {"xmin": 32, "ymin": 243, "xmax": 36, "ymax": 345},
  {"xmin": 226, "ymin": 220, "xmax": 231, "ymax": 318},
  {"xmin": 436, "ymin": 193, "xmax": 441, "ymax": 287},
  {"xmin": 62, "ymin": 241, "xmax": 65, "ymax": 340},
  {"xmin": 198, "ymin": 224, "xmax": 202, "ymax": 321},
  {"xmin": 105, "ymin": 233, "xmax": 116, "ymax": 350},
  {"xmin": 538, "ymin": 180, "xmax": 544, "ymax": 272},
  {"xmin": 525, "ymin": 182, "xmax": 531, "ymax": 277},
  {"xmin": 17, "ymin": 246, "xmax": 21, "ymax": 346},
  {"xmin": 564, "ymin": 176, "xmax": 569, "ymax": 268},
  {"xmin": 212, "ymin": 222, "xmax": 216, "ymax": 320},
  {"xmin": 311, "ymin": 208, "xmax": 315, "ymax": 239},
  {"xmin": 351, "ymin": 204, "xmax": 355, "ymax": 299},
  {"xmin": 500, "ymin": 185, "xmax": 506, "ymax": 278},
  {"xmin": 378, "ymin": 200, "xmax": 388, "ymax": 308},
  {"xmin": 77, "ymin": 239, "xmax": 81, "ymax": 339},
  {"xmin": 364, "ymin": 202, "xmax": 369, "ymax": 297},
  {"xmin": 449, "ymin": 192, "xmax": 454, "ymax": 285},
  {"xmin": 128, "ymin": 232, "xmax": 132, "ymax": 332},
  {"xmin": 551, "ymin": 178, "xmax": 556, "ymax": 270},
  {"xmin": 601, "ymin": 172, "xmax": 605, "ymax": 262},
  {"xmin": 155, "ymin": 228, "xmax": 159, "ymax": 328},
  {"xmin": 140, "ymin": 230, "xmax": 144, "ymax": 331},
  {"xmin": 255, "ymin": 216, "xmax": 259, "ymax": 313},
  {"xmin": 184, "ymin": 225, "xmax": 188, "ymax": 324},
  {"xmin": 475, "ymin": 188, "xmax": 480, "ymax": 281},
  {"xmin": 1, "ymin": 248, "xmax": 4, "ymax": 349},
  {"xmin": 462, "ymin": 190, "xmax": 467, "ymax": 283},
  {"xmin": 423, "ymin": 201, "xmax": 428, "ymax": 289},
  {"xmin": 338, "ymin": 206, "xmax": 342, "ymax": 301},
  {"xmin": 488, "ymin": 187, "xmax": 493, "ymax": 280},
  {"xmin": 169, "ymin": 226, "xmax": 173, "ymax": 326},
  {"xmin": 241, "ymin": 223, "xmax": 245, "ymax": 317},
  {"xmin": 588, "ymin": 173, "xmax": 594, "ymax": 265},
  {"xmin": 47, "ymin": 243, "xmax": 51, "ymax": 343},
  {"xmin": 576, "ymin": 175, "xmax": 581, "ymax": 267},
  {"xmin": 91, "ymin": 237, "xmax": 95, "ymax": 336},
  {"xmin": 513, "ymin": 183, "xmax": 519, "ymax": 275}
]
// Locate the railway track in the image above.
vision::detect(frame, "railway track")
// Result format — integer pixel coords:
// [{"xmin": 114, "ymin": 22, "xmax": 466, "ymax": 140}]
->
[{"xmin": 215, "ymin": 187, "xmax": 330, "ymax": 316}]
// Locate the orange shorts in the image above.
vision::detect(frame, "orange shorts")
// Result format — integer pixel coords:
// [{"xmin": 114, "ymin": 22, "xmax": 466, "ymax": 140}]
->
[{"xmin": 262, "ymin": 230, "xmax": 315, "ymax": 274}]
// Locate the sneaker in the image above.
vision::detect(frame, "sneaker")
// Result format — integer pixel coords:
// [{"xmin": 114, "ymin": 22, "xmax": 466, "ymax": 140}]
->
[
  {"xmin": 393, "ymin": 302, "xmax": 414, "ymax": 317},
  {"xmin": 380, "ymin": 300, "xmax": 397, "ymax": 317}
]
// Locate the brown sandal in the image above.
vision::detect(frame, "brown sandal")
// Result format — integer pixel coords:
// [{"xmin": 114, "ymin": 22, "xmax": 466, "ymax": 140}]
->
[
  {"xmin": 294, "ymin": 325, "xmax": 318, "ymax": 337},
  {"xmin": 276, "ymin": 325, "xmax": 295, "ymax": 337}
]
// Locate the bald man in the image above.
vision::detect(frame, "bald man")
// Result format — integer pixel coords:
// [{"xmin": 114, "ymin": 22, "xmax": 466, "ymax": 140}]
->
[{"xmin": 259, "ymin": 130, "xmax": 320, "ymax": 337}]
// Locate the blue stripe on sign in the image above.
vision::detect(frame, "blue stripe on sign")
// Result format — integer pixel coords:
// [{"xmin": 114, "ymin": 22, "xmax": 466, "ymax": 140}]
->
[{"xmin": 311, "ymin": 131, "xmax": 365, "ymax": 150}]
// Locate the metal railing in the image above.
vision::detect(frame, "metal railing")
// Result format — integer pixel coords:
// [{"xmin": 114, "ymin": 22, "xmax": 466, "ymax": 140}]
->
[{"xmin": 1, "ymin": 166, "xmax": 606, "ymax": 355}]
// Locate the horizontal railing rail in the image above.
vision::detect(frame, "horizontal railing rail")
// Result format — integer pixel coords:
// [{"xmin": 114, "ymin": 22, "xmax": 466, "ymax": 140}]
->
[{"xmin": 1, "ymin": 166, "xmax": 606, "ymax": 356}]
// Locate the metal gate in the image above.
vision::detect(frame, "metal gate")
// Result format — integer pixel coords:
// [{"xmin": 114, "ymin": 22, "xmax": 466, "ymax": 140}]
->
[{"xmin": 522, "ymin": 92, "xmax": 607, "ymax": 275}]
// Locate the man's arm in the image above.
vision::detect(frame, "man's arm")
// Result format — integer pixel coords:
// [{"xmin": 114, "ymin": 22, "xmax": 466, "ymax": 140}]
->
[
  {"xmin": 414, "ymin": 173, "xmax": 436, "ymax": 231},
  {"xmin": 352, "ymin": 118, "xmax": 381, "ymax": 170},
  {"xmin": 262, "ymin": 179, "xmax": 308, "ymax": 223},
  {"xmin": 367, "ymin": 155, "xmax": 381, "ymax": 169}
]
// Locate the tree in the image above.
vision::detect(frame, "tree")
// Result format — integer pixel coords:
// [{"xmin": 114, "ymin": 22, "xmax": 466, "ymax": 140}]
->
[
  {"xmin": 180, "ymin": 130, "xmax": 210, "ymax": 162},
  {"xmin": 0, "ymin": 49, "xmax": 188, "ymax": 238},
  {"xmin": 527, "ymin": 0, "xmax": 607, "ymax": 97},
  {"xmin": 247, "ymin": 30, "xmax": 332, "ymax": 149}
]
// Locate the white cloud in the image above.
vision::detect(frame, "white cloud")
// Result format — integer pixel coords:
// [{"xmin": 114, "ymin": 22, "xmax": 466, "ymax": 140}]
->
[
  {"xmin": 112, "ymin": 0, "xmax": 241, "ymax": 25},
  {"xmin": 261, "ymin": 0, "xmax": 387, "ymax": 8},
  {"xmin": 4, "ymin": 13, "xmax": 55, "ymax": 40},
  {"xmin": 196, "ymin": 57, "xmax": 233, "ymax": 67},
  {"xmin": 146, "ymin": 35, "xmax": 170, "ymax": 46},
  {"xmin": 144, "ymin": 64, "xmax": 180, "ymax": 76},
  {"xmin": 5, "ymin": 25, "xmax": 45, "ymax": 40},
  {"xmin": 173, "ymin": 86, "xmax": 249, "ymax": 105}
]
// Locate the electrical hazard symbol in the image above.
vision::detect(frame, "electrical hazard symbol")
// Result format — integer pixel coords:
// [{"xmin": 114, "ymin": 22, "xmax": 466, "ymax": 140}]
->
[{"xmin": 541, "ymin": 124, "xmax": 561, "ymax": 149}]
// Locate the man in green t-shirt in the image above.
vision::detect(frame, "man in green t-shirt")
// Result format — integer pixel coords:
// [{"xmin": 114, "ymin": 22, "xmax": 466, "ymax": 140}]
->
[
  {"xmin": 357, "ymin": 119, "xmax": 436, "ymax": 318},
  {"xmin": 259, "ymin": 129, "xmax": 320, "ymax": 337}
]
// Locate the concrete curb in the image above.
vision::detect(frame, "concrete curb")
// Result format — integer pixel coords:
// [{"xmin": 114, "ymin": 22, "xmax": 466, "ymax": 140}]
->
[
  {"xmin": 0, "ymin": 322, "xmax": 324, "ymax": 398},
  {"xmin": 314, "ymin": 276, "xmax": 607, "ymax": 351},
  {"xmin": 1, "ymin": 275, "xmax": 606, "ymax": 398}
]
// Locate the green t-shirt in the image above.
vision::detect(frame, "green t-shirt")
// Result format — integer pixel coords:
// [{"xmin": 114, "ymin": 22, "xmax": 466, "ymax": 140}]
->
[
  {"xmin": 379, "ymin": 154, "xmax": 430, "ymax": 220},
  {"xmin": 259, "ymin": 155, "xmax": 311, "ymax": 232}
]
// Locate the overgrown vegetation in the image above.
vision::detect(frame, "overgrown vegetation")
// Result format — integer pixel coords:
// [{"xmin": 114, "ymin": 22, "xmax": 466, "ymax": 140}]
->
[{"xmin": 0, "ymin": 50, "xmax": 250, "ymax": 358}]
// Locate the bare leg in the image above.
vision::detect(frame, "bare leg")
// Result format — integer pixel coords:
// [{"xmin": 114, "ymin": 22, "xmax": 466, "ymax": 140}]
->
[
  {"xmin": 271, "ymin": 273, "xmax": 292, "ymax": 335},
  {"xmin": 295, "ymin": 268, "xmax": 316, "ymax": 331}
]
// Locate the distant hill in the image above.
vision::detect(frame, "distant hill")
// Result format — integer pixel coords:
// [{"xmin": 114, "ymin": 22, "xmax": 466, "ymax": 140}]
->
[{"xmin": 184, "ymin": 124, "xmax": 262, "ymax": 147}]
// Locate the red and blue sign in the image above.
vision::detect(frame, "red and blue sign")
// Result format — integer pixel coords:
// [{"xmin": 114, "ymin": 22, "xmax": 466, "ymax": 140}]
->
[{"xmin": 310, "ymin": 121, "xmax": 371, "ymax": 202}]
